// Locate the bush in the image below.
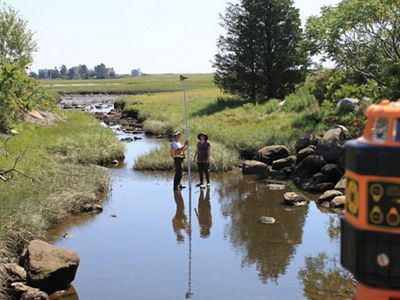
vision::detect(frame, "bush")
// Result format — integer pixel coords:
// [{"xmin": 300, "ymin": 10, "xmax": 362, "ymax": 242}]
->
[
  {"xmin": 265, "ymin": 99, "xmax": 280, "ymax": 113},
  {"xmin": 143, "ymin": 119, "xmax": 173, "ymax": 136},
  {"xmin": 281, "ymin": 86, "xmax": 318, "ymax": 112}
]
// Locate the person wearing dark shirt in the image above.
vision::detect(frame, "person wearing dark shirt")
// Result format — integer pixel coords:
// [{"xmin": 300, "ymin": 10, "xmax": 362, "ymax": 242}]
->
[{"xmin": 193, "ymin": 132, "xmax": 211, "ymax": 188}]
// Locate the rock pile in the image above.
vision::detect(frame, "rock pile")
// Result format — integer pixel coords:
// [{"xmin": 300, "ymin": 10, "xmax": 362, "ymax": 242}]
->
[
  {"xmin": 242, "ymin": 125, "xmax": 349, "ymax": 193},
  {"xmin": 3, "ymin": 240, "xmax": 80, "ymax": 299}
]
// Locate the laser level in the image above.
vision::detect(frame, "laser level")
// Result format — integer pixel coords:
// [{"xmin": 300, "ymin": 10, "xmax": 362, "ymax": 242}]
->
[{"xmin": 342, "ymin": 100, "xmax": 400, "ymax": 300}]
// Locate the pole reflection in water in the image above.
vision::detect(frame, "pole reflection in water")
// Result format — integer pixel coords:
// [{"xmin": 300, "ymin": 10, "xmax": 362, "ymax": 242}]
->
[
  {"xmin": 195, "ymin": 188, "xmax": 212, "ymax": 238},
  {"xmin": 185, "ymin": 188, "xmax": 193, "ymax": 299}
]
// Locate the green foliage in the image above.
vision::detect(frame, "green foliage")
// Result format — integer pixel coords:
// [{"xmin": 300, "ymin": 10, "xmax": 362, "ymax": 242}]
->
[
  {"xmin": 304, "ymin": 69, "xmax": 385, "ymax": 103},
  {"xmin": 143, "ymin": 119, "xmax": 173, "ymax": 136},
  {"xmin": 0, "ymin": 62, "xmax": 53, "ymax": 131},
  {"xmin": 0, "ymin": 3, "xmax": 52, "ymax": 132},
  {"xmin": 281, "ymin": 86, "xmax": 318, "ymax": 112},
  {"xmin": 214, "ymin": 0, "xmax": 309, "ymax": 103},
  {"xmin": 265, "ymin": 99, "xmax": 280, "ymax": 114},
  {"xmin": 305, "ymin": 0, "xmax": 400, "ymax": 99}
]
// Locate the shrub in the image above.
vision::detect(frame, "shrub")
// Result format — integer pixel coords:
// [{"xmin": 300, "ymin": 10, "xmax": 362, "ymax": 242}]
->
[{"xmin": 143, "ymin": 119, "xmax": 173, "ymax": 136}]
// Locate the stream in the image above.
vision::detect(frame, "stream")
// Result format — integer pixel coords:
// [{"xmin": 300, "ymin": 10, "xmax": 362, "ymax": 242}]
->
[{"xmin": 49, "ymin": 96, "xmax": 353, "ymax": 300}]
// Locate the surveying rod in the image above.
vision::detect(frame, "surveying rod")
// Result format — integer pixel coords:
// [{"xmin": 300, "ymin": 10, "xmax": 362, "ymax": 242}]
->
[
  {"xmin": 180, "ymin": 75, "xmax": 191, "ymax": 190},
  {"xmin": 341, "ymin": 100, "xmax": 400, "ymax": 300}
]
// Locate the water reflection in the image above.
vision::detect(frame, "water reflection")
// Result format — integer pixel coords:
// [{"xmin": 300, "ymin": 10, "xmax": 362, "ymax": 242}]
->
[
  {"xmin": 172, "ymin": 190, "xmax": 189, "ymax": 243},
  {"xmin": 217, "ymin": 174, "xmax": 308, "ymax": 283},
  {"xmin": 195, "ymin": 188, "xmax": 212, "ymax": 238},
  {"xmin": 298, "ymin": 253, "xmax": 356, "ymax": 300}
]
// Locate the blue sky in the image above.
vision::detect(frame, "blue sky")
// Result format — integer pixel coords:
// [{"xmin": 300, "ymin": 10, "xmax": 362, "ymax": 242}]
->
[{"xmin": 10, "ymin": 0, "xmax": 340, "ymax": 74}]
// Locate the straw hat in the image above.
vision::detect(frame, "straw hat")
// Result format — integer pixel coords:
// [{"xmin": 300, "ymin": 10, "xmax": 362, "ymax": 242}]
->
[
  {"xmin": 197, "ymin": 132, "xmax": 208, "ymax": 140},
  {"xmin": 173, "ymin": 131, "xmax": 181, "ymax": 137}
]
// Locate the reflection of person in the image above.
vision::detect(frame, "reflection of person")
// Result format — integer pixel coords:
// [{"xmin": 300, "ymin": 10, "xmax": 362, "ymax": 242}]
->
[
  {"xmin": 196, "ymin": 188, "xmax": 212, "ymax": 238},
  {"xmin": 170, "ymin": 131, "xmax": 189, "ymax": 190},
  {"xmin": 193, "ymin": 132, "xmax": 210, "ymax": 188},
  {"xmin": 172, "ymin": 190, "xmax": 188, "ymax": 243}
]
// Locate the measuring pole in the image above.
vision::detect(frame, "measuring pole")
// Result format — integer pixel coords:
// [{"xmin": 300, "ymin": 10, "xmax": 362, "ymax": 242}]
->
[{"xmin": 180, "ymin": 75, "xmax": 191, "ymax": 190}]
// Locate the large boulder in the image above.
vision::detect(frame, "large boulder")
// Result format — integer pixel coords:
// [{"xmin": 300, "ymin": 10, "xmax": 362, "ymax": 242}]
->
[
  {"xmin": 242, "ymin": 160, "xmax": 269, "ymax": 176},
  {"xmin": 255, "ymin": 145, "xmax": 290, "ymax": 164},
  {"xmin": 337, "ymin": 98, "xmax": 360, "ymax": 113},
  {"xmin": 316, "ymin": 140, "xmax": 345, "ymax": 163},
  {"xmin": 296, "ymin": 146, "xmax": 316, "ymax": 163},
  {"xmin": 321, "ymin": 163, "xmax": 343, "ymax": 183},
  {"xmin": 272, "ymin": 155, "xmax": 297, "ymax": 170},
  {"xmin": 292, "ymin": 155, "xmax": 326, "ymax": 180},
  {"xmin": 322, "ymin": 125, "xmax": 349, "ymax": 142},
  {"xmin": 318, "ymin": 190, "xmax": 343, "ymax": 204},
  {"xmin": 24, "ymin": 240, "xmax": 80, "ymax": 293},
  {"xmin": 295, "ymin": 134, "xmax": 319, "ymax": 153}
]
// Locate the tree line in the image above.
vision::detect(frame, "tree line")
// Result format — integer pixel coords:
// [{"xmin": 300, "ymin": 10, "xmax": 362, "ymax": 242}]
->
[
  {"xmin": 214, "ymin": 0, "xmax": 400, "ymax": 104},
  {"xmin": 30, "ymin": 63, "xmax": 116, "ymax": 80}
]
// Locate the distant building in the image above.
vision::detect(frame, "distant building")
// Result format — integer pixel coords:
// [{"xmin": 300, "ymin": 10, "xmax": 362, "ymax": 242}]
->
[{"xmin": 131, "ymin": 68, "xmax": 142, "ymax": 77}]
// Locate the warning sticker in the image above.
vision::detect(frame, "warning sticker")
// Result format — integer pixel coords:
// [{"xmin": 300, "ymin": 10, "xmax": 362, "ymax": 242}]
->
[{"xmin": 346, "ymin": 178, "xmax": 359, "ymax": 217}]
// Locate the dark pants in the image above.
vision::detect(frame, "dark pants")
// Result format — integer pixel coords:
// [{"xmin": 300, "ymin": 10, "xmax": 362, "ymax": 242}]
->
[
  {"xmin": 174, "ymin": 158, "xmax": 184, "ymax": 189},
  {"xmin": 197, "ymin": 162, "xmax": 210, "ymax": 184}
]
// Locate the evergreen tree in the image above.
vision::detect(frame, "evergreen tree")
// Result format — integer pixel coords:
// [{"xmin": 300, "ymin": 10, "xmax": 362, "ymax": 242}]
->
[{"xmin": 213, "ymin": 0, "xmax": 308, "ymax": 103}]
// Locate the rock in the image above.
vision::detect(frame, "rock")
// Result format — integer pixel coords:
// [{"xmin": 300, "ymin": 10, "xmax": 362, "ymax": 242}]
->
[
  {"xmin": 283, "ymin": 192, "xmax": 309, "ymax": 205},
  {"xmin": 296, "ymin": 147, "xmax": 316, "ymax": 163},
  {"xmin": 311, "ymin": 172, "xmax": 324, "ymax": 184},
  {"xmin": 330, "ymin": 195, "xmax": 346, "ymax": 208},
  {"xmin": 10, "ymin": 129, "xmax": 18, "ymax": 135},
  {"xmin": 293, "ymin": 201, "xmax": 308, "ymax": 207},
  {"xmin": 111, "ymin": 160, "xmax": 119, "ymax": 165},
  {"xmin": 320, "ymin": 201, "xmax": 330, "ymax": 208},
  {"xmin": 292, "ymin": 155, "xmax": 326, "ymax": 182},
  {"xmin": 335, "ymin": 177, "xmax": 346, "ymax": 192},
  {"xmin": 4, "ymin": 263, "xmax": 27, "ymax": 282},
  {"xmin": 322, "ymin": 126, "xmax": 349, "ymax": 142},
  {"xmin": 337, "ymin": 98, "xmax": 360, "ymax": 112},
  {"xmin": 81, "ymin": 204, "xmax": 103, "ymax": 213},
  {"xmin": 318, "ymin": 190, "xmax": 343, "ymax": 204},
  {"xmin": 257, "ymin": 216, "xmax": 276, "ymax": 224},
  {"xmin": 120, "ymin": 137, "xmax": 134, "ymax": 142},
  {"xmin": 134, "ymin": 136, "xmax": 142, "ymax": 140},
  {"xmin": 24, "ymin": 240, "xmax": 80, "ymax": 293},
  {"xmin": 316, "ymin": 140, "xmax": 344, "ymax": 162},
  {"xmin": 62, "ymin": 232, "xmax": 73, "ymax": 239},
  {"xmin": 11, "ymin": 282, "xmax": 50, "ymax": 300},
  {"xmin": 255, "ymin": 145, "xmax": 290, "ymax": 164},
  {"xmin": 266, "ymin": 183, "xmax": 286, "ymax": 190},
  {"xmin": 49, "ymin": 285, "xmax": 79, "ymax": 300},
  {"xmin": 272, "ymin": 155, "xmax": 296, "ymax": 170},
  {"xmin": 110, "ymin": 214, "xmax": 117, "ymax": 218},
  {"xmin": 321, "ymin": 163, "xmax": 343, "ymax": 183},
  {"xmin": 270, "ymin": 166, "xmax": 294, "ymax": 180},
  {"xmin": 242, "ymin": 160, "xmax": 269, "ymax": 176},
  {"xmin": 295, "ymin": 134, "xmax": 319, "ymax": 153}
]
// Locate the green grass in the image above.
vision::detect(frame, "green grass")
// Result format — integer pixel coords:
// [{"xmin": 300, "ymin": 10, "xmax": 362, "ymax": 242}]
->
[
  {"xmin": 40, "ymin": 74, "xmax": 215, "ymax": 94},
  {"xmin": 117, "ymin": 81, "xmax": 330, "ymax": 171},
  {"xmin": 0, "ymin": 112, "xmax": 124, "ymax": 299}
]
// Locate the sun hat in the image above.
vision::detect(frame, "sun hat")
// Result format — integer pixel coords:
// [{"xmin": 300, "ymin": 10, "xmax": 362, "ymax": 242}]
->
[
  {"xmin": 197, "ymin": 132, "xmax": 208, "ymax": 140},
  {"xmin": 173, "ymin": 131, "xmax": 181, "ymax": 137}
]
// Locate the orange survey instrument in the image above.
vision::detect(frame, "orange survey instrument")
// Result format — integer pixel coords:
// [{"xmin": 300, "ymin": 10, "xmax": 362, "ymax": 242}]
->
[{"xmin": 342, "ymin": 100, "xmax": 400, "ymax": 300}]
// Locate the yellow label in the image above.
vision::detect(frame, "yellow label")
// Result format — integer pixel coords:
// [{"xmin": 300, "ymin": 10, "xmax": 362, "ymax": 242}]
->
[{"xmin": 346, "ymin": 178, "xmax": 359, "ymax": 217}]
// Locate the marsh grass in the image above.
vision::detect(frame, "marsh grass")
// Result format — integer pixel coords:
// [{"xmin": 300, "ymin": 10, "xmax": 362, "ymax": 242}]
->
[
  {"xmin": 122, "ymin": 86, "xmax": 323, "ymax": 170},
  {"xmin": 134, "ymin": 140, "xmax": 239, "ymax": 172},
  {"xmin": 0, "ymin": 112, "xmax": 123, "ymax": 299}
]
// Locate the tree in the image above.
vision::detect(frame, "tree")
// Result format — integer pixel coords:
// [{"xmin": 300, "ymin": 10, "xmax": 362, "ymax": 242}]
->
[
  {"xmin": 213, "ymin": 0, "xmax": 308, "ymax": 104},
  {"xmin": 0, "ymin": 3, "xmax": 50, "ymax": 131},
  {"xmin": 94, "ymin": 63, "xmax": 108, "ymax": 79},
  {"xmin": 59, "ymin": 64, "xmax": 68, "ymax": 79},
  {"xmin": 305, "ymin": 0, "xmax": 400, "ymax": 99}
]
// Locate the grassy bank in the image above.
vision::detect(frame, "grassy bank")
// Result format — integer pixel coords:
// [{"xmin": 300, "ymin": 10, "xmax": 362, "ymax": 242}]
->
[
  {"xmin": 119, "ymin": 75, "xmax": 366, "ymax": 171},
  {"xmin": 0, "ymin": 112, "xmax": 124, "ymax": 298},
  {"xmin": 40, "ymin": 74, "xmax": 215, "ymax": 94}
]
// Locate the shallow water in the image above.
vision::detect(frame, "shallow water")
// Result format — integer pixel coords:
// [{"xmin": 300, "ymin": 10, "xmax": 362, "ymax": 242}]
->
[{"xmin": 50, "ymin": 102, "xmax": 353, "ymax": 299}]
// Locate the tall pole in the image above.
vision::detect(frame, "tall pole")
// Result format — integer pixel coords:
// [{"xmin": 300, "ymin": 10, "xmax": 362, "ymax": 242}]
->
[{"xmin": 180, "ymin": 75, "xmax": 191, "ymax": 190}]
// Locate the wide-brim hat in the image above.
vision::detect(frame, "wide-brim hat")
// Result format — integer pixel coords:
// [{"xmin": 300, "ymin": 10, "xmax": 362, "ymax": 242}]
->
[
  {"xmin": 197, "ymin": 132, "xmax": 208, "ymax": 140},
  {"xmin": 173, "ymin": 130, "xmax": 181, "ymax": 137}
]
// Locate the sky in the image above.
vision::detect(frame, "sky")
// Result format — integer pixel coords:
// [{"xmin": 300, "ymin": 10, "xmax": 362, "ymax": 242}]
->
[{"xmin": 9, "ymin": 0, "xmax": 340, "ymax": 74}]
